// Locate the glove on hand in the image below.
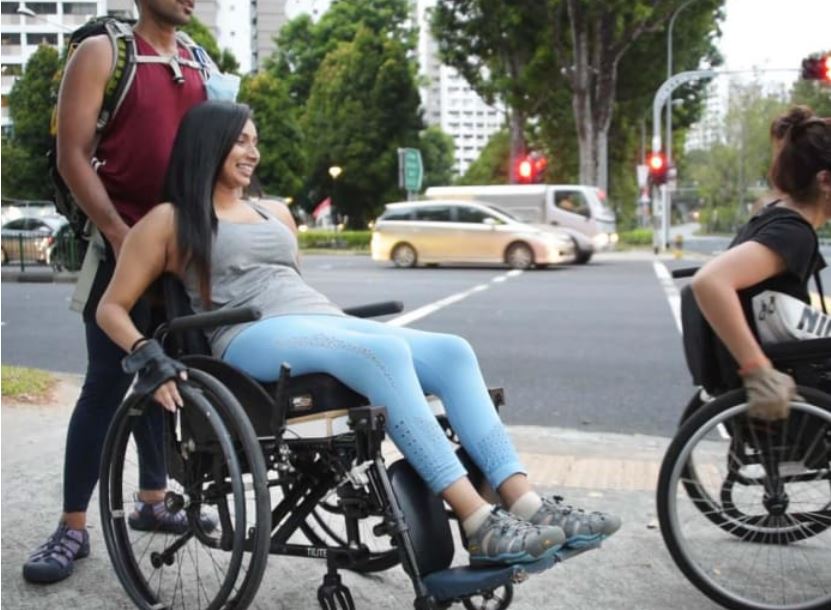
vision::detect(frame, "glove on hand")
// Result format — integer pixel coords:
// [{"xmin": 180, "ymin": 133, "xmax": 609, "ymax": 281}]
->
[
  {"xmin": 122, "ymin": 339, "xmax": 187, "ymax": 396},
  {"xmin": 741, "ymin": 365, "xmax": 796, "ymax": 421}
]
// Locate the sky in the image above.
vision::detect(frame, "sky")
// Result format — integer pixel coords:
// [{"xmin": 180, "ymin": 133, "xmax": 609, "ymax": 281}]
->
[{"xmin": 717, "ymin": 0, "xmax": 830, "ymax": 85}]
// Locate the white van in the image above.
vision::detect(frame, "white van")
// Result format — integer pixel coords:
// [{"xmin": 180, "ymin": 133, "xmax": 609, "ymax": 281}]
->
[{"xmin": 424, "ymin": 184, "xmax": 617, "ymax": 264}]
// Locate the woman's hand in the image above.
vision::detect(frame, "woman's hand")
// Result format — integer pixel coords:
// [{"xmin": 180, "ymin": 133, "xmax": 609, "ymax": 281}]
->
[
  {"xmin": 153, "ymin": 372, "xmax": 188, "ymax": 412},
  {"xmin": 742, "ymin": 365, "xmax": 796, "ymax": 420}
]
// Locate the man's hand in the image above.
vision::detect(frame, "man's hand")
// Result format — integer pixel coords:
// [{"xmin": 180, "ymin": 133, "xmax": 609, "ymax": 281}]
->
[{"xmin": 741, "ymin": 365, "xmax": 796, "ymax": 421}]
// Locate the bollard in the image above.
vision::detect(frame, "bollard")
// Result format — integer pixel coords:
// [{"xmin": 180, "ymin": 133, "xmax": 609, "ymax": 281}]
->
[{"xmin": 673, "ymin": 233, "xmax": 684, "ymax": 259}]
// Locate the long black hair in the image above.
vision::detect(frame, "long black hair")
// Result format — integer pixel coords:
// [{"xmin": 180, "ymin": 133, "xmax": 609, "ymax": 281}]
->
[{"xmin": 162, "ymin": 100, "xmax": 251, "ymax": 307}]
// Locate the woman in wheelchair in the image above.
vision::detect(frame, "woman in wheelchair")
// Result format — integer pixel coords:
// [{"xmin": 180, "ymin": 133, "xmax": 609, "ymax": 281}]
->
[
  {"xmin": 95, "ymin": 100, "xmax": 620, "ymax": 570},
  {"xmin": 690, "ymin": 109, "xmax": 831, "ymax": 420}
]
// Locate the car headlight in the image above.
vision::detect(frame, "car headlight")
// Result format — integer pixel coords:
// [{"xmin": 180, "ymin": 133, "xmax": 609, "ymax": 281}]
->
[{"xmin": 592, "ymin": 232, "xmax": 610, "ymax": 248}]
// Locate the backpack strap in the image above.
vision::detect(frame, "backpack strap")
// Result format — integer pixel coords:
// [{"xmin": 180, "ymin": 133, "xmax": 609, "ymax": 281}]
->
[
  {"xmin": 174, "ymin": 30, "xmax": 215, "ymax": 82},
  {"xmin": 97, "ymin": 19, "xmax": 137, "ymax": 133}
]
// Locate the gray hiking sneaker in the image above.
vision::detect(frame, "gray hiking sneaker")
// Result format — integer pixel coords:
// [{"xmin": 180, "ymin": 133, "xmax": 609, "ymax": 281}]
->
[
  {"xmin": 466, "ymin": 507, "xmax": 565, "ymax": 567},
  {"xmin": 528, "ymin": 495, "xmax": 621, "ymax": 548}
]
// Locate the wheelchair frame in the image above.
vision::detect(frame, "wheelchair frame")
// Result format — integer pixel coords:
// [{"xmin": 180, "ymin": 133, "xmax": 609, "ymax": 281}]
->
[
  {"xmin": 98, "ymin": 276, "xmax": 566, "ymax": 610},
  {"xmin": 657, "ymin": 268, "xmax": 831, "ymax": 610}
]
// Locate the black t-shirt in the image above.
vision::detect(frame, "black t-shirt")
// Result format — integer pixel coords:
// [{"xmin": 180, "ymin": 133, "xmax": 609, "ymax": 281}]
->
[
  {"xmin": 730, "ymin": 204, "xmax": 825, "ymax": 335},
  {"xmin": 713, "ymin": 204, "xmax": 825, "ymax": 388}
]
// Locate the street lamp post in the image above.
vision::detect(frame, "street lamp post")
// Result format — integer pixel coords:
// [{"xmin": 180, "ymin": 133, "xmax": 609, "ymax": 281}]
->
[
  {"xmin": 328, "ymin": 165, "xmax": 342, "ymax": 227},
  {"xmin": 17, "ymin": 5, "xmax": 73, "ymax": 32},
  {"xmin": 666, "ymin": 0, "xmax": 699, "ymax": 167}
]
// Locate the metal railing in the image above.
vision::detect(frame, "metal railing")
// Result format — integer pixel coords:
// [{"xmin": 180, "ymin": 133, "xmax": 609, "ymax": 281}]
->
[{"xmin": 1, "ymin": 233, "xmax": 84, "ymax": 272}]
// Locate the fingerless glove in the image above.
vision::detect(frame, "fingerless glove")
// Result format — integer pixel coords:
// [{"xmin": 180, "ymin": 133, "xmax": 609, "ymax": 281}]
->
[
  {"xmin": 741, "ymin": 365, "xmax": 796, "ymax": 421},
  {"xmin": 122, "ymin": 339, "xmax": 187, "ymax": 396}
]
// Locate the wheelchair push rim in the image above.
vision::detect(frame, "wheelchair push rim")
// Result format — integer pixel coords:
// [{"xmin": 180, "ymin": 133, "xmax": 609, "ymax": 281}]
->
[
  {"xmin": 657, "ymin": 389, "xmax": 831, "ymax": 610},
  {"xmin": 100, "ymin": 388, "xmax": 249, "ymax": 610}
]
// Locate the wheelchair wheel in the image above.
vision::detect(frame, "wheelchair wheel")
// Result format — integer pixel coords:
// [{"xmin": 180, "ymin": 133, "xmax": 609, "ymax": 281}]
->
[
  {"xmin": 182, "ymin": 369, "xmax": 273, "ymax": 607},
  {"xmin": 100, "ymin": 383, "xmax": 266, "ymax": 610},
  {"xmin": 657, "ymin": 386, "xmax": 831, "ymax": 610}
]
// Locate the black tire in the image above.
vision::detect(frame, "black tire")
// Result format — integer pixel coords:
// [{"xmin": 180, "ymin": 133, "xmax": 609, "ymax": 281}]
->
[
  {"xmin": 505, "ymin": 242, "xmax": 534, "ymax": 270},
  {"xmin": 182, "ymin": 369, "xmax": 272, "ymax": 608},
  {"xmin": 100, "ymin": 389, "xmax": 249, "ymax": 610},
  {"xmin": 657, "ymin": 387, "xmax": 831, "ymax": 610},
  {"xmin": 391, "ymin": 243, "xmax": 417, "ymax": 268},
  {"xmin": 574, "ymin": 248, "xmax": 592, "ymax": 264}
]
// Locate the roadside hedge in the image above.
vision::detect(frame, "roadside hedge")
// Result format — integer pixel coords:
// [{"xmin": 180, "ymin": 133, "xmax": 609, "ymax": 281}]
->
[
  {"xmin": 297, "ymin": 230, "xmax": 371, "ymax": 250},
  {"xmin": 617, "ymin": 228, "xmax": 653, "ymax": 246}
]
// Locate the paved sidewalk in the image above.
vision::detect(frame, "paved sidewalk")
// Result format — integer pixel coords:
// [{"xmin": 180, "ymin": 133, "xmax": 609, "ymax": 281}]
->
[{"xmin": 1, "ymin": 375, "xmax": 718, "ymax": 610}]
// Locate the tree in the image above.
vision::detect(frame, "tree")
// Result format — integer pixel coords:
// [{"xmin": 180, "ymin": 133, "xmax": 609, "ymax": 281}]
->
[
  {"xmin": 269, "ymin": 0, "xmax": 416, "ymax": 105},
  {"xmin": 181, "ymin": 17, "xmax": 240, "ymax": 74},
  {"xmin": 457, "ymin": 130, "xmax": 511, "ymax": 185},
  {"xmin": 419, "ymin": 126, "xmax": 456, "ymax": 188},
  {"xmin": 432, "ymin": 0, "xmax": 724, "ymax": 194},
  {"xmin": 302, "ymin": 27, "xmax": 423, "ymax": 226},
  {"xmin": 2, "ymin": 45, "xmax": 61, "ymax": 199},
  {"xmin": 238, "ymin": 72, "xmax": 306, "ymax": 198}
]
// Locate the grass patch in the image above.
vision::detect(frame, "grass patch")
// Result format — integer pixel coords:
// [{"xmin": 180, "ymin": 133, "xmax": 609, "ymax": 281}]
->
[
  {"xmin": 617, "ymin": 228, "xmax": 654, "ymax": 246},
  {"xmin": 1, "ymin": 365, "xmax": 56, "ymax": 402},
  {"xmin": 297, "ymin": 230, "xmax": 371, "ymax": 251}
]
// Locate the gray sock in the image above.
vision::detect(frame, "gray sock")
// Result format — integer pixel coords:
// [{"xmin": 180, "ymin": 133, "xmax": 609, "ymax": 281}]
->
[
  {"xmin": 509, "ymin": 491, "xmax": 543, "ymax": 520},
  {"xmin": 462, "ymin": 503, "xmax": 493, "ymax": 537}
]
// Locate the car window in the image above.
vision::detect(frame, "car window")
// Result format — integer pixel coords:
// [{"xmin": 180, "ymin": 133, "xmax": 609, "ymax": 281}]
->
[
  {"xmin": 415, "ymin": 206, "xmax": 451, "ymax": 222},
  {"xmin": 555, "ymin": 190, "xmax": 591, "ymax": 218},
  {"xmin": 455, "ymin": 206, "xmax": 493, "ymax": 224},
  {"xmin": 381, "ymin": 208, "xmax": 413, "ymax": 221},
  {"xmin": 3, "ymin": 219, "xmax": 27, "ymax": 230}
]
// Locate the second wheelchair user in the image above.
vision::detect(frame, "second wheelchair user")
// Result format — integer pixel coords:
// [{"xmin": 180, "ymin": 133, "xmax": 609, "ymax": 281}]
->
[
  {"xmin": 691, "ymin": 108, "xmax": 831, "ymax": 421},
  {"xmin": 96, "ymin": 100, "xmax": 621, "ymax": 567}
]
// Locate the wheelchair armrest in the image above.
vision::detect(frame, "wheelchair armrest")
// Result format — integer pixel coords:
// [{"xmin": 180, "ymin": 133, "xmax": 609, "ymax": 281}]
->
[
  {"xmin": 167, "ymin": 306, "xmax": 262, "ymax": 333},
  {"xmin": 671, "ymin": 267, "xmax": 699, "ymax": 279},
  {"xmin": 342, "ymin": 301, "xmax": 404, "ymax": 318},
  {"xmin": 764, "ymin": 336, "xmax": 831, "ymax": 363}
]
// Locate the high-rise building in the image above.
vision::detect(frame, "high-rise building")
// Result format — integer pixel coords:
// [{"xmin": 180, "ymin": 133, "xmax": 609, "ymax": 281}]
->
[
  {"xmin": 1, "ymin": 0, "xmax": 112, "ymax": 131},
  {"xmin": 194, "ymin": 0, "xmax": 252, "ymax": 73},
  {"xmin": 416, "ymin": 0, "xmax": 503, "ymax": 176}
]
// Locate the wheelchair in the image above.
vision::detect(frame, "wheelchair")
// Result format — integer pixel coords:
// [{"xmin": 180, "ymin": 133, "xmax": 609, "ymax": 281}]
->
[
  {"xmin": 98, "ymin": 276, "xmax": 588, "ymax": 610},
  {"xmin": 656, "ymin": 269, "xmax": 831, "ymax": 610}
]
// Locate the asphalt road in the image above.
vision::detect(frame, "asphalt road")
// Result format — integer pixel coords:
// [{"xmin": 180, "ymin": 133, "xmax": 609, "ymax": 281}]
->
[{"xmin": 1, "ymin": 251, "xmax": 700, "ymax": 438}]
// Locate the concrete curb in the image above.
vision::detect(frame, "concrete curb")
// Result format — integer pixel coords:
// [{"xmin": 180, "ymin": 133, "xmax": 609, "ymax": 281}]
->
[{"xmin": 1, "ymin": 269, "xmax": 79, "ymax": 283}]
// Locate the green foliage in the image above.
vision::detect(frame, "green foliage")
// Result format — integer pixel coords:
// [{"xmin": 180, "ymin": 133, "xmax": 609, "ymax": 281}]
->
[
  {"xmin": 618, "ymin": 228, "xmax": 654, "ymax": 246},
  {"xmin": 458, "ymin": 130, "xmax": 510, "ymax": 185},
  {"xmin": 270, "ymin": 0, "xmax": 416, "ymax": 104},
  {"xmin": 302, "ymin": 27, "xmax": 423, "ymax": 226},
  {"xmin": 419, "ymin": 126, "xmax": 456, "ymax": 188},
  {"xmin": 297, "ymin": 229, "xmax": 371, "ymax": 250},
  {"xmin": 2, "ymin": 45, "xmax": 61, "ymax": 199},
  {"xmin": 1, "ymin": 365, "xmax": 54, "ymax": 400},
  {"xmin": 238, "ymin": 72, "xmax": 306, "ymax": 197},
  {"xmin": 181, "ymin": 17, "xmax": 239, "ymax": 74}
]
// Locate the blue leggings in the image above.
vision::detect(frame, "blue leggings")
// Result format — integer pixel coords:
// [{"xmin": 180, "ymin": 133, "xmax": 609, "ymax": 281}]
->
[{"xmin": 223, "ymin": 315, "xmax": 525, "ymax": 494}]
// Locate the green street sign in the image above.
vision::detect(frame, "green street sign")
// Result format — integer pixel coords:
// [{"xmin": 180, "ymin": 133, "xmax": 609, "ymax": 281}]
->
[{"xmin": 398, "ymin": 147, "xmax": 423, "ymax": 193}]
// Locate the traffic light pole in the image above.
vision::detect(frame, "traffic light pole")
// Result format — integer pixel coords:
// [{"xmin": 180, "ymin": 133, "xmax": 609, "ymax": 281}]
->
[{"xmin": 651, "ymin": 69, "xmax": 716, "ymax": 252}]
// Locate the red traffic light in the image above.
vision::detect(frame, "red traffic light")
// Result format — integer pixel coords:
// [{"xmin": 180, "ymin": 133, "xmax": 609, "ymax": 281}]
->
[
  {"xmin": 648, "ymin": 152, "xmax": 668, "ymax": 185},
  {"xmin": 515, "ymin": 153, "xmax": 547, "ymax": 184}
]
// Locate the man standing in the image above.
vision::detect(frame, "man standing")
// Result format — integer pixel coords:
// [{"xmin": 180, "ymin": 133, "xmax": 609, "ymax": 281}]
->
[{"xmin": 23, "ymin": 0, "xmax": 207, "ymax": 584}]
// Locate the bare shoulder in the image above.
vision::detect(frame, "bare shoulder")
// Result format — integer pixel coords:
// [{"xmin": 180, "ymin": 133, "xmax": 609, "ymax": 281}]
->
[
  {"xmin": 65, "ymin": 34, "xmax": 113, "ymax": 77},
  {"xmin": 258, "ymin": 199, "xmax": 298, "ymax": 234},
  {"xmin": 132, "ymin": 203, "xmax": 176, "ymax": 239}
]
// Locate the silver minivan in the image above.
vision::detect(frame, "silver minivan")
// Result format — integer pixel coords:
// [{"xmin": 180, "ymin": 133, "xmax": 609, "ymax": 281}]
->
[
  {"xmin": 370, "ymin": 200, "xmax": 575, "ymax": 269},
  {"xmin": 424, "ymin": 184, "xmax": 617, "ymax": 263}
]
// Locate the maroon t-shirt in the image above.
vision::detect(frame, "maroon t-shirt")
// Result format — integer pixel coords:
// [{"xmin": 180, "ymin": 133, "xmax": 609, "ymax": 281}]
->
[{"xmin": 96, "ymin": 33, "xmax": 206, "ymax": 226}]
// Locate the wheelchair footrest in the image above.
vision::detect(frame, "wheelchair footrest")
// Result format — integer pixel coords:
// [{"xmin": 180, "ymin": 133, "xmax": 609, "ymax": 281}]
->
[{"xmin": 422, "ymin": 541, "xmax": 602, "ymax": 603}]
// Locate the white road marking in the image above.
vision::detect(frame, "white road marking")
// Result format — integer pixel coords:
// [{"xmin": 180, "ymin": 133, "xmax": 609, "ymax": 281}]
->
[
  {"xmin": 654, "ymin": 261, "xmax": 728, "ymax": 439},
  {"xmin": 653, "ymin": 261, "xmax": 682, "ymax": 334},
  {"xmin": 388, "ymin": 270, "xmax": 523, "ymax": 327}
]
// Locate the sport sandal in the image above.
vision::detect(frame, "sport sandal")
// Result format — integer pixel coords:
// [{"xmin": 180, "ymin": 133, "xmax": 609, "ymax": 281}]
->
[
  {"xmin": 528, "ymin": 495, "xmax": 622, "ymax": 548},
  {"xmin": 23, "ymin": 523, "xmax": 90, "ymax": 584},
  {"xmin": 466, "ymin": 507, "xmax": 565, "ymax": 567}
]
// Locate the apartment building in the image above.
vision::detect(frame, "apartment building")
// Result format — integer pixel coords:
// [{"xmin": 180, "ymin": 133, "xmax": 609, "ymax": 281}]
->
[{"xmin": 416, "ymin": 0, "xmax": 503, "ymax": 176}]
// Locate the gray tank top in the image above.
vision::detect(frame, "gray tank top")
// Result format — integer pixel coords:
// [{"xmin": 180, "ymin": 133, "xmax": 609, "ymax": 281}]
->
[{"xmin": 183, "ymin": 201, "xmax": 344, "ymax": 356}]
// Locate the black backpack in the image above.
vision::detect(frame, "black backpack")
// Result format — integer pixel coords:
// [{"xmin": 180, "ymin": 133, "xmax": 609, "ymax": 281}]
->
[{"xmin": 48, "ymin": 17, "xmax": 210, "ymax": 239}]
